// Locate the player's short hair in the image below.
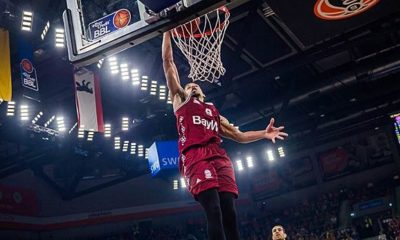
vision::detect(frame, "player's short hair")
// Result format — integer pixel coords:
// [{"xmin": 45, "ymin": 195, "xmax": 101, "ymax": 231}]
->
[
  {"xmin": 272, "ymin": 225, "xmax": 285, "ymax": 232},
  {"xmin": 183, "ymin": 82, "xmax": 206, "ymax": 98},
  {"xmin": 184, "ymin": 82, "xmax": 199, "ymax": 88}
]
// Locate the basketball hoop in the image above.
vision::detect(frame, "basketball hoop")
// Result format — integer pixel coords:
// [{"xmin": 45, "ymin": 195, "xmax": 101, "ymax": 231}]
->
[{"xmin": 171, "ymin": 6, "xmax": 230, "ymax": 84}]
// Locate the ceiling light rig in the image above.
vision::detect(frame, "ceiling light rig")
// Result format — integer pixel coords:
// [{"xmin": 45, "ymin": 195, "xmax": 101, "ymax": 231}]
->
[
  {"xmin": 114, "ymin": 137, "xmax": 121, "ymax": 149},
  {"xmin": 69, "ymin": 122, "xmax": 77, "ymax": 134},
  {"xmin": 21, "ymin": 11, "xmax": 33, "ymax": 31},
  {"xmin": 131, "ymin": 69, "xmax": 140, "ymax": 85},
  {"xmin": 31, "ymin": 111, "xmax": 43, "ymax": 124},
  {"xmin": 109, "ymin": 57, "xmax": 119, "ymax": 74},
  {"xmin": 55, "ymin": 28, "xmax": 65, "ymax": 48},
  {"xmin": 120, "ymin": 63, "xmax": 129, "ymax": 81},
  {"xmin": 104, "ymin": 124, "xmax": 111, "ymax": 138},
  {"xmin": 20, "ymin": 105, "xmax": 29, "ymax": 121},
  {"xmin": 138, "ymin": 144, "xmax": 144, "ymax": 157},
  {"xmin": 78, "ymin": 125, "xmax": 85, "ymax": 138},
  {"xmin": 41, "ymin": 21, "xmax": 50, "ymax": 40},
  {"xmin": 87, "ymin": 130, "xmax": 94, "ymax": 141},
  {"xmin": 150, "ymin": 80, "xmax": 158, "ymax": 95},
  {"xmin": 7, "ymin": 101, "xmax": 15, "ymax": 116},
  {"xmin": 44, "ymin": 115, "xmax": 55, "ymax": 128},
  {"xmin": 141, "ymin": 76, "xmax": 148, "ymax": 91},
  {"xmin": 122, "ymin": 117, "xmax": 129, "ymax": 131},
  {"xmin": 56, "ymin": 116, "xmax": 66, "ymax": 132}
]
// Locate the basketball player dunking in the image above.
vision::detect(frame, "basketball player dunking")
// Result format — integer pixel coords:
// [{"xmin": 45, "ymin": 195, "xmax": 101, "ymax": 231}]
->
[
  {"xmin": 162, "ymin": 31, "xmax": 288, "ymax": 240},
  {"xmin": 272, "ymin": 225, "xmax": 287, "ymax": 240}
]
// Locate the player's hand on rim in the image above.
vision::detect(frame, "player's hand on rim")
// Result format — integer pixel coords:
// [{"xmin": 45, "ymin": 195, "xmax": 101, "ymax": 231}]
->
[{"xmin": 265, "ymin": 118, "xmax": 288, "ymax": 143}]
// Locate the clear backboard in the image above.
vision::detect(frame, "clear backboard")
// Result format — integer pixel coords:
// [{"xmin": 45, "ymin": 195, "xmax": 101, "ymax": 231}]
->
[{"xmin": 63, "ymin": 0, "xmax": 228, "ymax": 67}]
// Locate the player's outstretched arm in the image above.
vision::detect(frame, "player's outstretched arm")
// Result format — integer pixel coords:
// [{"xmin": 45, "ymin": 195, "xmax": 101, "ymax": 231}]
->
[
  {"xmin": 162, "ymin": 32, "xmax": 186, "ymax": 108},
  {"xmin": 220, "ymin": 116, "xmax": 288, "ymax": 144}
]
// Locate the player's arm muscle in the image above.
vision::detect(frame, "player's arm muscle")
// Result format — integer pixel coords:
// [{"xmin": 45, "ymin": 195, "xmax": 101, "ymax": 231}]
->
[
  {"xmin": 220, "ymin": 116, "xmax": 267, "ymax": 144},
  {"xmin": 162, "ymin": 32, "xmax": 186, "ymax": 103}
]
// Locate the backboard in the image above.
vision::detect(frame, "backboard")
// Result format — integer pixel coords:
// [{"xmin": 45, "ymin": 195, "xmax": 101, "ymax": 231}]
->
[{"xmin": 63, "ymin": 0, "xmax": 228, "ymax": 67}]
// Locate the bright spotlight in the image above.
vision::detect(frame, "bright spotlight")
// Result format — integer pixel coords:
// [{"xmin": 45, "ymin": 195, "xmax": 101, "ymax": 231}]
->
[
  {"xmin": 21, "ymin": 11, "xmax": 33, "ymax": 31},
  {"xmin": 32, "ymin": 112, "xmax": 43, "ymax": 124},
  {"xmin": 267, "ymin": 150, "xmax": 275, "ymax": 161},
  {"xmin": 87, "ymin": 130, "xmax": 94, "ymax": 141},
  {"xmin": 236, "ymin": 160, "xmax": 244, "ymax": 171},
  {"xmin": 56, "ymin": 116, "xmax": 66, "ymax": 132},
  {"xmin": 78, "ymin": 125, "xmax": 85, "ymax": 138},
  {"xmin": 246, "ymin": 156, "xmax": 254, "ymax": 168},
  {"xmin": 20, "ymin": 105, "xmax": 29, "ymax": 121},
  {"xmin": 104, "ymin": 124, "xmax": 111, "ymax": 137},
  {"xmin": 7, "ymin": 101, "xmax": 15, "ymax": 116},
  {"xmin": 159, "ymin": 85, "xmax": 166, "ymax": 100},
  {"xmin": 130, "ymin": 142, "xmax": 136, "ymax": 155},
  {"xmin": 173, "ymin": 180, "xmax": 179, "ymax": 190},
  {"xmin": 140, "ymin": 76, "xmax": 148, "ymax": 91},
  {"xmin": 97, "ymin": 59, "xmax": 104, "ymax": 69},
  {"xmin": 41, "ymin": 21, "xmax": 50, "ymax": 40},
  {"xmin": 150, "ymin": 81, "xmax": 158, "ymax": 95},
  {"xmin": 55, "ymin": 28, "xmax": 65, "ymax": 48},
  {"xmin": 138, "ymin": 145, "xmax": 144, "ymax": 157},
  {"xmin": 108, "ymin": 57, "xmax": 119, "ymax": 74},
  {"xmin": 122, "ymin": 140, "xmax": 129, "ymax": 152},
  {"xmin": 180, "ymin": 177, "xmax": 187, "ymax": 188},
  {"xmin": 44, "ymin": 115, "xmax": 55, "ymax": 128},
  {"xmin": 69, "ymin": 122, "xmax": 77, "ymax": 134},
  {"xmin": 120, "ymin": 63, "xmax": 129, "ymax": 81},
  {"xmin": 278, "ymin": 147, "xmax": 285, "ymax": 157},
  {"xmin": 131, "ymin": 69, "xmax": 140, "ymax": 85},
  {"xmin": 167, "ymin": 92, "xmax": 172, "ymax": 104},
  {"xmin": 122, "ymin": 117, "xmax": 129, "ymax": 131},
  {"xmin": 114, "ymin": 137, "xmax": 121, "ymax": 149}
]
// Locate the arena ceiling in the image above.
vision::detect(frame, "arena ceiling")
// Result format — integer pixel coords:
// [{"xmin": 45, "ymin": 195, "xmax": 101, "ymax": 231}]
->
[{"xmin": 0, "ymin": 0, "xmax": 399, "ymax": 199}]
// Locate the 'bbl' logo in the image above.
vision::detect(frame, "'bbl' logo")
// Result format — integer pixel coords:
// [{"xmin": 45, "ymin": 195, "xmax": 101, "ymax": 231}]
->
[
  {"xmin": 314, "ymin": 0, "xmax": 380, "ymax": 20},
  {"xmin": 20, "ymin": 59, "xmax": 39, "ymax": 91},
  {"xmin": 89, "ymin": 9, "xmax": 131, "ymax": 40}
]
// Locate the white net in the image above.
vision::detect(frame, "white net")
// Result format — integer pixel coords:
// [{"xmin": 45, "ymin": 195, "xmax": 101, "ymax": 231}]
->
[{"xmin": 171, "ymin": 7, "xmax": 230, "ymax": 84}]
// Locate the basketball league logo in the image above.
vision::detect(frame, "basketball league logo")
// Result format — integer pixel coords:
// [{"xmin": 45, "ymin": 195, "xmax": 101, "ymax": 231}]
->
[
  {"xmin": 314, "ymin": 0, "xmax": 380, "ymax": 20},
  {"xmin": 113, "ymin": 9, "xmax": 131, "ymax": 29},
  {"xmin": 88, "ymin": 9, "xmax": 131, "ymax": 40},
  {"xmin": 21, "ymin": 59, "xmax": 33, "ymax": 73},
  {"xmin": 20, "ymin": 59, "xmax": 39, "ymax": 91}
]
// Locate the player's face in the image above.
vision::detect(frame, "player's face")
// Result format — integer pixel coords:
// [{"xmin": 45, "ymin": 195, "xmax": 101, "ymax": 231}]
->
[
  {"xmin": 272, "ymin": 226, "xmax": 286, "ymax": 240},
  {"xmin": 185, "ymin": 83, "xmax": 204, "ymax": 99}
]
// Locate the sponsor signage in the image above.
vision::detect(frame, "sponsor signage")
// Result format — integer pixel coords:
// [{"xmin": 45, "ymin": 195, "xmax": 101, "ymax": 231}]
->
[{"xmin": 148, "ymin": 140, "xmax": 179, "ymax": 177}]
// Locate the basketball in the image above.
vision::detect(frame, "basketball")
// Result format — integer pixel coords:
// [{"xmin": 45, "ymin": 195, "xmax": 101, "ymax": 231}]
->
[
  {"xmin": 173, "ymin": 18, "xmax": 201, "ymax": 38},
  {"xmin": 113, "ymin": 9, "xmax": 131, "ymax": 29}
]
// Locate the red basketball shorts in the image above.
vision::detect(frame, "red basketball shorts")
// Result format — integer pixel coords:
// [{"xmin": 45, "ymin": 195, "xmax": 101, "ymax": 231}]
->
[{"xmin": 179, "ymin": 143, "xmax": 238, "ymax": 199}]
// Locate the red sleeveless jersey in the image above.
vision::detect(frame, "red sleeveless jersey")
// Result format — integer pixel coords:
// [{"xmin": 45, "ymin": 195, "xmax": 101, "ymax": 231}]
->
[{"xmin": 175, "ymin": 96, "xmax": 222, "ymax": 154}]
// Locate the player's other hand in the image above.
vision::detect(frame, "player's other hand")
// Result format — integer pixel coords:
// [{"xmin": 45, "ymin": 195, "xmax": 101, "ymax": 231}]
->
[{"xmin": 265, "ymin": 118, "xmax": 288, "ymax": 143}]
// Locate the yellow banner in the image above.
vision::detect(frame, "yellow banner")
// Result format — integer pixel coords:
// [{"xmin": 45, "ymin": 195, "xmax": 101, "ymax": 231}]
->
[{"xmin": 0, "ymin": 28, "xmax": 12, "ymax": 101}]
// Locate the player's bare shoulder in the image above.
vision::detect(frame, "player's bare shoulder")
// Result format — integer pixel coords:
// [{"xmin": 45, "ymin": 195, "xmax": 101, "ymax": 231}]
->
[{"xmin": 172, "ymin": 90, "xmax": 189, "ymax": 112}]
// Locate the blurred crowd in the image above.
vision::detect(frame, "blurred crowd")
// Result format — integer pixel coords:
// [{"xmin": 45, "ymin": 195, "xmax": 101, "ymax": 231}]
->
[{"xmin": 86, "ymin": 177, "xmax": 399, "ymax": 240}]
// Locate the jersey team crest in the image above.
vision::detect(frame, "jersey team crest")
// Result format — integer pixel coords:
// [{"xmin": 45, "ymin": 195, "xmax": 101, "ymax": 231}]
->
[{"xmin": 314, "ymin": 0, "xmax": 380, "ymax": 20}]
